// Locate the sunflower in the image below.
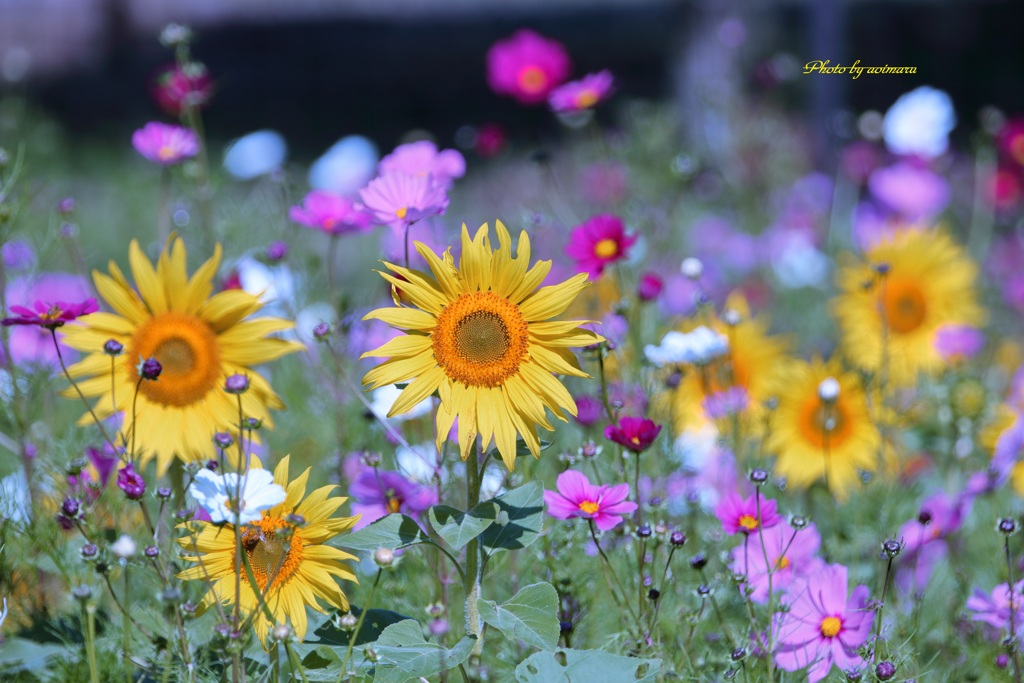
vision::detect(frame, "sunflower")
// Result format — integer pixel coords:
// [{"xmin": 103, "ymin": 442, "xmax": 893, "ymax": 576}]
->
[
  {"xmin": 176, "ymin": 455, "xmax": 360, "ymax": 644},
  {"xmin": 767, "ymin": 358, "xmax": 880, "ymax": 500},
  {"xmin": 833, "ymin": 229, "xmax": 984, "ymax": 387},
  {"xmin": 61, "ymin": 238, "xmax": 303, "ymax": 475},
  {"xmin": 361, "ymin": 221, "xmax": 602, "ymax": 470}
]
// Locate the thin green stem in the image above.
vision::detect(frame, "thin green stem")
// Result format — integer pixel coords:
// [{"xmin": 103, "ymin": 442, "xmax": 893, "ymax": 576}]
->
[
  {"xmin": 284, "ymin": 640, "xmax": 310, "ymax": 683},
  {"xmin": 1006, "ymin": 536, "xmax": 1022, "ymax": 683},
  {"xmin": 755, "ymin": 491, "xmax": 775, "ymax": 683},
  {"xmin": 464, "ymin": 443, "xmax": 484, "ymax": 657},
  {"xmin": 337, "ymin": 569, "xmax": 383, "ymax": 683},
  {"xmin": 873, "ymin": 556, "xmax": 894, "ymax": 663},
  {"xmin": 84, "ymin": 602, "xmax": 100, "ymax": 683},
  {"xmin": 587, "ymin": 520, "xmax": 641, "ymax": 628},
  {"xmin": 50, "ymin": 329, "xmax": 118, "ymax": 451}
]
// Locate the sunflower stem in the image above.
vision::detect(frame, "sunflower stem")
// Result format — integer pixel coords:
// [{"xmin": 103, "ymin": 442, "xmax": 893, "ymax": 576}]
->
[
  {"xmin": 337, "ymin": 569, "xmax": 382, "ymax": 683},
  {"xmin": 464, "ymin": 443, "xmax": 484, "ymax": 658}
]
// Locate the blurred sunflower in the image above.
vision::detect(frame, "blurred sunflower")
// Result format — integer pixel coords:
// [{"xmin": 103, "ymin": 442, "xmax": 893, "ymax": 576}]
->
[
  {"xmin": 177, "ymin": 455, "xmax": 360, "ymax": 644},
  {"xmin": 61, "ymin": 238, "xmax": 303, "ymax": 474},
  {"xmin": 834, "ymin": 229, "xmax": 984, "ymax": 387},
  {"xmin": 767, "ymin": 358, "xmax": 880, "ymax": 500},
  {"xmin": 361, "ymin": 221, "xmax": 601, "ymax": 470}
]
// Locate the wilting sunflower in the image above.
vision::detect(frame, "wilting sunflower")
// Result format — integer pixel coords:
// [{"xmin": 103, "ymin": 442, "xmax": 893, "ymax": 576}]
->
[
  {"xmin": 177, "ymin": 455, "xmax": 360, "ymax": 644},
  {"xmin": 361, "ymin": 221, "xmax": 601, "ymax": 470},
  {"xmin": 833, "ymin": 229, "xmax": 984, "ymax": 387},
  {"xmin": 767, "ymin": 358, "xmax": 880, "ymax": 500},
  {"xmin": 61, "ymin": 238, "xmax": 303, "ymax": 474}
]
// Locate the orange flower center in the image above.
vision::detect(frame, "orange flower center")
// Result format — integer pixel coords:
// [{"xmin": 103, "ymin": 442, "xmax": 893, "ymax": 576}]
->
[
  {"xmin": 819, "ymin": 615, "xmax": 842, "ymax": 638},
  {"xmin": 241, "ymin": 517, "xmax": 304, "ymax": 592},
  {"xmin": 738, "ymin": 514, "xmax": 758, "ymax": 531},
  {"xmin": 386, "ymin": 497, "xmax": 402, "ymax": 514},
  {"xmin": 395, "ymin": 207, "xmax": 408, "ymax": 220},
  {"xmin": 157, "ymin": 145, "xmax": 176, "ymax": 160},
  {"xmin": 579, "ymin": 500, "xmax": 600, "ymax": 515},
  {"xmin": 323, "ymin": 217, "xmax": 337, "ymax": 230},
  {"xmin": 130, "ymin": 312, "xmax": 222, "ymax": 407},
  {"xmin": 594, "ymin": 238, "xmax": 619, "ymax": 259},
  {"xmin": 797, "ymin": 395, "xmax": 854, "ymax": 449},
  {"xmin": 879, "ymin": 277, "xmax": 927, "ymax": 335},
  {"xmin": 40, "ymin": 305, "xmax": 63, "ymax": 320},
  {"xmin": 774, "ymin": 555, "xmax": 790, "ymax": 571},
  {"xmin": 517, "ymin": 65, "xmax": 548, "ymax": 94},
  {"xmin": 1011, "ymin": 136, "xmax": 1024, "ymax": 166},
  {"xmin": 432, "ymin": 291, "xmax": 529, "ymax": 388},
  {"xmin": 574, "ymin": 89, "xmax": 599, "ymax": 109}
]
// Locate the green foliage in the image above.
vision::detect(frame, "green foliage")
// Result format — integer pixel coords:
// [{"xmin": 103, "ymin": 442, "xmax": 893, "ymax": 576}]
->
[
  {"xmin": 335, "ymin": 514, "xmax": 429, "ymax": 553},
  {"xmin": 480, "ymin": 482, "xmax": 545, "ymax": 555},
  {"xmin": 312, "ymin": 607, "xmax": 414, "ymax": 647},
  {"xmin": 514, "ymin": 649, "xmax": 662, "ymax": 683},
  {"xmin": 477, "ymin": 582, "xmax": 560, "ymax": 651},
  {"xmin": 428, "ymin": 502, "xmax": 498, "ymax": 550},
  {"xmin": 371, "ymin": 619, "xmax": 476, "ymax": 683}
]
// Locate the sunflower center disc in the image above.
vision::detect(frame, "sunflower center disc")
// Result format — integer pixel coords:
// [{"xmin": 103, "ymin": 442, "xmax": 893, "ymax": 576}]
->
[
  {"xmin": 242, "ymin": 520, "xmax": 304, "ymax": 591},
  {"xmin": 455, "ymin": 312, "xmax": 511, "ymax": 365},
  {"xmin": 155, "ymin": 337, "xmax": 196, "ymax": 374},
  {"xmin": 130, "ymin": 312, "xmax": 222, "ymax": 407},
  {"xmin": 881, "ymin": 279, "xmax": 927, "ymax": 334},
  {"xmin": 432, "ymin": 291, "xmax": 530, "ymax": 388}
]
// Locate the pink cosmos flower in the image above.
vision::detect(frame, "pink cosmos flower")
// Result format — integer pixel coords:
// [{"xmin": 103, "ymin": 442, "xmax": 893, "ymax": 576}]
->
[
  {"xmin": 544, "ymin": 470, "xmax": 637, "ymax": 531},
  {"xmin": 132, "ymin": 122, "xmax": 200, "ymax": 165},
  {"xmin": 998, "ymin": 118, "xmax": 1024, "ymax": 167},
  {"xmin": 702, "ymin": 386, "xmax": 750, "ymax": 419},
  {"xmin": 565, "ymin": 214, "xmax": 637, "ymax": 279},
  {"xmin": 486, "ymin": 29, "xmax": 571, "ymax": 105},
  {"xmin": 714, "ymin": 492, "xmax": 782, "ymax": 536},
  {"xmin": 867, "ymin": 162, "xmax": 950, "ymax": 221},
  {"xmin": 549, "ymin": 70, "xmax": 614, "ymax": 113},
  {"xmin": 894, "ymin": 492, "xmax": 971, "ymax": 593},
  {"xmin": 3, "ymin": 298, "xmax": 98, "ymax": 330},
  {"xmin": 604, "ymin": 417, "xmax": 661, "ymax": 454},
  {"xmin": 773, "ymin": 564, "xmax": 873, "ymax": 683},
  {"xmin": 358, "ymin": 171, "xmax": 449, "ymax": 230},
  {"xmin": 967, "ymin": 579, "xmax": 1024, "ymax": 639},
  {"xmin": 636, "ymin": 272, "xmax": 663, "ymax": 302},
  {"xmin": 933, "ymin": 324, "xmax": 984, "ymax": 362},
  {"xmin": 573, "ymin": 395, "xmax": 603, "ymax": 428},
  {"xmin": 289, "ymin": 190, "xmax": 372, "ymax": 235},
  {"xmin": 379, "ymin": 141, "xmax": 466, "ymax": 189},
  {"xmin": 349, "ymin": 468, "xmax": 438, "ymax": 531},
  {"xmin": 151, "ymin": 63, "xmax": 213, "ymax": 116},
  {"xmin": 730, "ymin": 522, "xmax": 824, "ymax": 603}
]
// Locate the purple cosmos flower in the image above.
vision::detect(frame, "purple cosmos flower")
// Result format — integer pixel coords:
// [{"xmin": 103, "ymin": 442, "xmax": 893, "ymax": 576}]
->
[
  {"xmin": 868, "ymin": 162, "xmax": 950, "ymax": 221},
  {"xmin": 2, "ymin": 240, "xmax": 35, "ymax": 271},
  {"xmin": 2, "ymin": 298, "xmax": 98, "ymax": 330},
  {"xmin": 131, "ymin": 122, "xmax": 200, "ymax": 165},
  {"xmin": 349, "ymin": 468, "xmax": 438, "ymax": 531},
  {"xmin": 117, "ymin": 463, "xmax": 146, "ymax": 500},
  {"xmin": 605, "ymin": 417, "xmax": 662, "ymax": 454},
  {"xmin": 289, "ymin": 190, "xmax": 372, "ymax": 235},
  {"xmin": 714, "ymin": 492, "xmax": 782, "ymax": 536},
  {"xmin": 966, "ymin": 579, "xmax": 1024, "ymax": 641},
  {"xmin": 894, "ymin": 492, "xmax": 971, "ymax": 593},
  {"xmin": 549, "ymin": 70, "xmax": 615, "ymax": 113},
  {"xmin": 730, "ymin": 522, "xmax": 825, "ymax": 603},
  {"xmin": 544, "ymin": 470, "xmax": 638, "ymax": 531},
  {"xmin": 378, "ymin": 141, "xmax": 465, "ymax": 189},
  {"xmin": 573, "ymin": 395, "xmax": 603, "ymax": 428},
  {"xmin": 933, "ymin": 324, "xmax": 985, "ymax": 362},
  {"xmin": 773, "ymin": 564, "xmax": 873, "ymax": 683},
  {"xmin": 358, "ymin": 171, "xmax": 448, "ymax": 230},
  {"xmin": 486, "ymin": 29, "xmax": 571, "ymax": 105},
  {"xmin": 702, "ymin": 386, "xmax": 750, "ymax": 419},
  {"xmin": 565, "ymin": 214, "xmax": 637, "ymax": 279}
]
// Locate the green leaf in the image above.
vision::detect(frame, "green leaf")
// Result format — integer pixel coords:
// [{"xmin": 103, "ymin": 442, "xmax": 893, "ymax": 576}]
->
[
  {"xmin": 373, "ymin": 619, "xmax": 476, "ymax": 683},
  {"xmin": 488, "ymin": 439, "xmax": 552, "ymax": 461},
  {"xmin": 311, "ymin": 607, "xmax": 414, "ymax": 647},
  {"xmin": 334, "ymin": 514, "xmax": 428, "ymax": 553},
  {"xmin": 293, "ymin": 643, "xmax": 369, "ymax": 682},
  {"xmin": 428, "ymin": 502, "xmax": 498, "ymax": 550},
  {"xmin": 0, "ymin": 638, "xmax": 66, "ymax": 673},
  {"xmin": 480, "ymin": 482, "xmax": 544, "ymax": 553},
  {"xmin": 514, "ymin": 649, "xmax": 662, "ymax": 683},
  {"xmin": 477, "ymin": 582, "xmax": 559, "ymax": 651}
]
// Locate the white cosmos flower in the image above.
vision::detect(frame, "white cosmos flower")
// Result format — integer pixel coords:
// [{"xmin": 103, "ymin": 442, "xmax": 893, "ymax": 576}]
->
[
  {"xmin": 223, "ymin": 130, "xmax": 287, "ymax": 180},
  {"xmin": 644, "ymin": 326, "xmax": 729, "ymax": 367},
  {"xmin": 883, "ymin": 86, "xmax": 956, "ymax": 159},
  {"xmin": 110, "ymin": 534, "xmax": 137, "ymax": 559},
  {"xmin": 190, "ymin": 468, "xmax": 286, "ymax": 525}
]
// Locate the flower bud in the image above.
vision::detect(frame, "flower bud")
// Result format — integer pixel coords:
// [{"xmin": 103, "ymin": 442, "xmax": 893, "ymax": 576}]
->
[
  {"xmin": 339, "ymin": 613, "xmax": 359, "ymax": 631},
  {"xmin": 65, "ymin": 457, "xmax": 88, "ymax": 476},
  {"xmin": 72, "ymin": 585, "xmax": 93, "ymax": 602},
  {"xmin": 267, "ymin": 241, "xmax": 288, "ymax": 263},
  {"xmin": 731, "ymin": 647, "xmax": 746, "ymax": 661},
  {"xmin": 213, "ymin": 432, "xmax": 234, "ymax": 450},
  {"xmin": 224, "ymin": 374, "xmax": 249, "ymax": 394},
  {"xmin": 139, "ymin": 357, "xmax": 162, "ymax": 380},
  {"xmin": 696, "ymin": 584, "xmax": 710, "ymax": 597},
  {"xmin": 999, "ymin": 517, "xmax": 1017, "ymax": 535},
  {"xmin": 670, "ymin": 531, "xmax": 687, "ymax": 547},
  {"xmin": 313, "ymin": 322, "xmax": 331, "ymax": 341},
  {"xmin": 374, "ymin": 548, "xmax": 395, "ymax": 567},
  {"xmin": 636, "ymin": 524, "xmax": 652, "ymax": 539},
  {"xmin": 272, "ymin": 624, "xmax": 291, "ymax": 641},
  {"xmin": 681, "ymin": 257, "xmax": 704, "ymax": 280},
  {"xmin": 156, "ymin": 487, "xmax": 172, "ymax": 500},
  {"xmin": 791, "ymin": 515, "xmax": 809, "ymax": 530},
  {"xmin": 145, "ymin": 545, "xmax": 160, "ymax": 559},
  {"xmin": 81, "ymin": 543, "xmax": 99, "ymax": 560},
  {"xmin": 818, "ymin": 377, "xmax": 840, "ymax": 403},
  {"xmin": 875, "ymin": 661, "xmax": 896, "ymax": 681},
  {"xmin": 244, "ymin": 417, "xmax": 262, "ymax": 430},
  {"xmin": 117, "ymin": 464, "xmax": 146, "ymax": 500},
  {"xmin": 159, "ymin": 23, "xmax": 193, "ymax": 48},
  {"xmin": 690, "ymin": 553, "xmax": 707, "ymax": 570},
  {"xmin": 749, "ymin": 469, "xmax": 769, "ymax": 486},
  {"xmin": 61, "ymin": 498, "xmax": 80, "ymax": 518},
  {"xmin": 882, "ymin": 539, "xmax": 902, "ymax": 559},
  {"xmin": 845, "ymin": 668, "xmax": 863, "ymax": 682},
  {"xmin": 57, "ymin": 197, "xmax": 76, "ymax": 214},
  {"xmin": 647, "ymin": 588, "xmax": 660, "ymax": 601},
  {"xmin": 103, "ymin": 339, "xmax": 124, "ymax": 356}
]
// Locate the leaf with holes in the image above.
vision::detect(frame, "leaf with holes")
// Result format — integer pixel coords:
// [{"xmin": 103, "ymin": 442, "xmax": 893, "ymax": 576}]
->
[
  {"xmin": 480, "ymin": 482, "xmax": 544, "ymax": 553},
  {"xmin": 372, "ymin": 619, "xmax": 476, "ymax": 683},
  {"xmin": 478, "ymin": 582, "xmax": 560, "ymax": 651},
  {"xmin": 514, "ymin": 649, "xmax": 661, "ymax": 682},
  {"xmin": 428, "ymin": 502, "xmax": 498, "ymax": 550},
  {"xmin": 332, "ymin": 514, "xmax": 428, "ymax": 553}
]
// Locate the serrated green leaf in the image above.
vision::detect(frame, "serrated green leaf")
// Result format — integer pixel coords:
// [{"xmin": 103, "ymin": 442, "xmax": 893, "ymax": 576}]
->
[
  {"xmin": 480, "ymin": 482, "xmax": 544, "ymax": 554},
  {"xmin": 478, "ymin": 582, "xmax": 559, "ymax": 651},
  {"xmin": 428, "ymin": 502, "xmax": 498, "ymax": 550},
  {"xmin": 514, "ymin": 648, "xmax": 661, "ymax": 682},
  {"xmin": 311, "ymin": 607, "xmax": 414, "ymax": 647},
  {"xmin": 372, "ymin": 619, "xmax": 475, "ymax": 683},
  {"xmin": 333, "ymin": 514, "xmax": 428, "ymax": 553}
]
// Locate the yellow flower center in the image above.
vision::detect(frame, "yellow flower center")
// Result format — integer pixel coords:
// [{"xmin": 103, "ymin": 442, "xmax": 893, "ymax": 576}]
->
[
  {"xmin": 1012, "ymin": 136, "xmax": 1024, "ymax": 166},
  {"xmin": 774, "ymin": 555, "xmax": 790, "ymax": 571},
  {"xmin": 395, "ymin": 207, "xmax": 408, "ymax": 220},
  {"xmin": 40, "ymin": 305, "xmax": 63, "ymax": 320},
  {"xmin": 574, "ymin": 89, "xmax": 599, "ymax": 109},
  {"xmin": 738, "ymin": 514, "xmax": 758, "ymax": 531},
  {"xmin": 880, "ymin": 277, "xmax": 927, "ymax": 335},
  {"xmin": 432, "ymin": 291, "xmax": 529, "ymax": 388},
  {"xmin": 594, "ymin": 238, "xmax": 619, "ymax": 259},
  {"xmin": 130, "ymin": 312, "xmax": 222, "ymax": 407},
  {"xmin": 242, "ymin": 517, "xmax": 304, "ymax": 592},
  {"xmin": 819, "ymin": 615, "xmax": 842, "ymax": 638},
  {"xmin": 517, "ymin": 65, "xmax": 548, "ymax": 94},
  {"xmin": 798, "ymin": 395, "xmax": 854, "ymax": 449},
  {"xmin": 579, "ymin": 500, "xmax": 600, "ymax": 514},
  {"xmin": 157, "ymin": 145, "xmax": 176, "ymax": 160},
  {"xmin": 386, "ymin": 497, "xmax": 402, "ymax": 514}
]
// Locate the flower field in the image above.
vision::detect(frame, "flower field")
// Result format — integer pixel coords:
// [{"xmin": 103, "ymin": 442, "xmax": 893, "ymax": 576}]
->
[{"xmin": 2, "ymin": 19, "xmax": 1024, "ymax": 683}]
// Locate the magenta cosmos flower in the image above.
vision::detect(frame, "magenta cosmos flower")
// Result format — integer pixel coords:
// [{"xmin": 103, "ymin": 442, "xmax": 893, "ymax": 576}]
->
[
  {"xmin": 486, "ymin": 29, "xmax": 571, "ymax": 105},
  {"xmin": 151, "ymin": 63, "xmax": 213, "ymax": 116},
  {"xmin": 358, "ymin": 171, "xmax": 449, "ymax": 230},
  {"xmin": 714, "ymin": 492, "xmax": 782, "ymax": 536},
  {"xmin": 549, "ymin": 70, "xmax": 615, "ymax": 114},
  {"xmin": 349, "ymin": 468, "xmax": 438, "ymax": 531},
  {"xmin": 605, "ymin": 416, "xmax": 661, "ymax": 454},
  {"xmin": 290, "ymin": 190, "xmax": 372, "ymax": 235},
  {"xmin": 565, "ymin": 214, "xmax": 637, "ymax": 279},
  {"xmin": 132, "ymin": 122, "xmax": 200, "ymax": 165},
  {"xmin": 379, "ymin": 141, "xmax": 466, "ymax": 189},
  {"xmin": 730, "ymin": 522, "xmax": 824, "ymax": 603},
  {"xmin": 966, "ymin": 579, "xmax": 1024, "ymax": 641},
  {"xmin": 544, "ymin": 470, "xmax": 637, "ymax": 531},
  {"xmin": 3, "ymin": 298, "xmax": 97, "ymax": 330},
  {"xmin": 773, "ymin": 564, "xmax": 873, "ymax": 683}
]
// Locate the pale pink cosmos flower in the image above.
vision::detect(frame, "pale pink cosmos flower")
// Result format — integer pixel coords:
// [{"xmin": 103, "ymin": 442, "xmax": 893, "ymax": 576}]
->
[
  {"xmin": 379, "ymin": 141, "xmax": 465, "ymax": 189},
  {"xmin": 131, "ymin": 122, "xmax": 200, "ymax": 165},
  {"xmin": 730, "ymin": 522, "xmax": 824, "ymax": 603},
  {"xmin": 714, "ymin": 492, "xmax": 782, "ymax": 536},
  {"xmin": 290, "ymin": 190, "xmax": 372, "ymax": 235},
  {"xmin": 358, "ymin": 170, "xmax": 449, "ymax": 230},
  {"xmin": 773, "ymin": 563, "xmax": 873, "ymax": 683},
  {"xmin": 544, "ymin": 470, "xmax": 637, "ymax": 531},
  {"xmin": 967, "ymin": 579, "xmax": 1024, "ymax": 643},
  {"xmin": 933, "ymin": 324, "xmax": 985, "ymax": 362},
  {"xmin": 549, "ymin": 70, "xmax": 615, "ymax": 113},
  {"xmin": 486, "ymin": 29, "xmax": 571, "ymax": 105}
]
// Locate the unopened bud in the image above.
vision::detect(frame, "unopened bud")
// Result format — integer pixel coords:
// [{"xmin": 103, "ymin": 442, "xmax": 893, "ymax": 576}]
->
[
  {"xmin": 818, "ymin": 377, "xmax": 840, "ymax": 403},
  {"xmin": 681, "ymin": 257, "xmax": 703, "ymax": 280},
  {"xmin": 374, "ymin": 548, "xmax": 395, "ymax": 567}
]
